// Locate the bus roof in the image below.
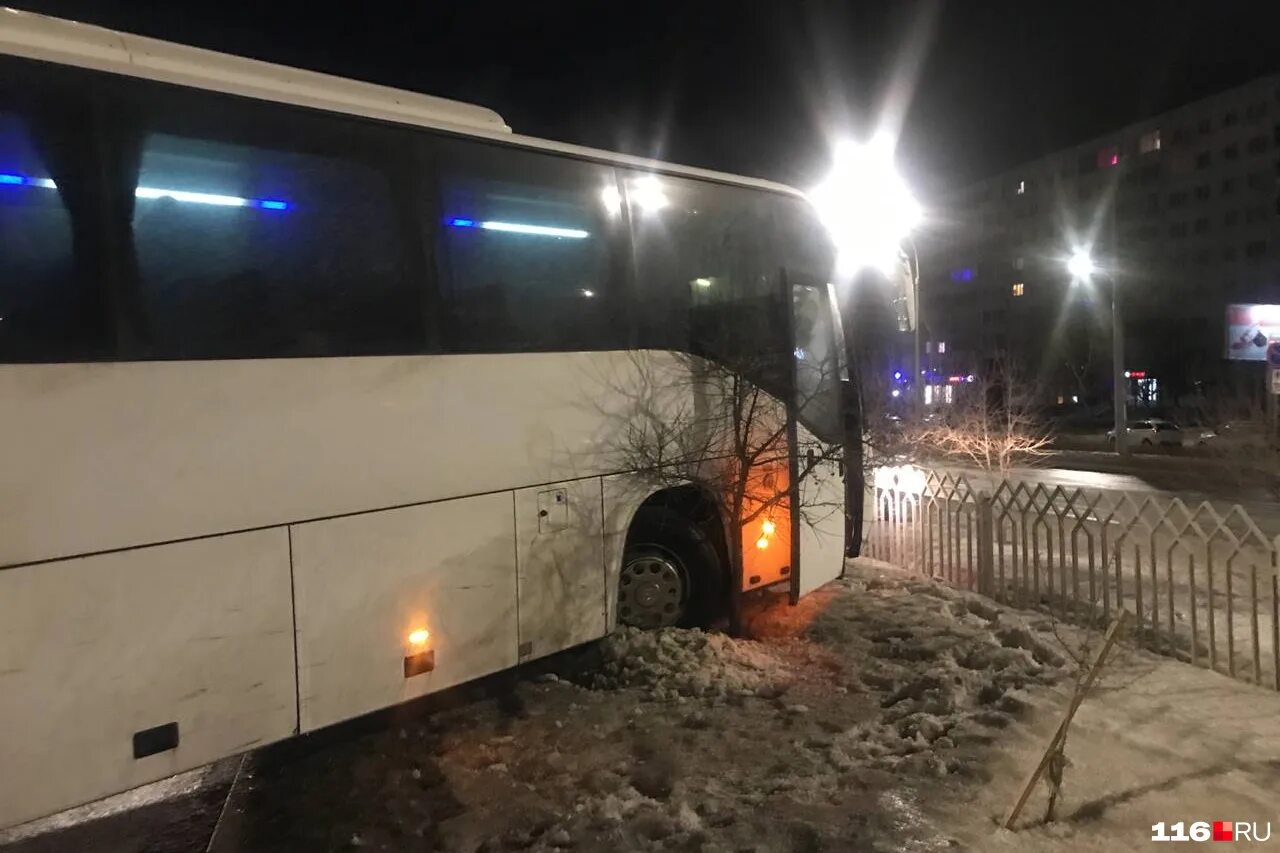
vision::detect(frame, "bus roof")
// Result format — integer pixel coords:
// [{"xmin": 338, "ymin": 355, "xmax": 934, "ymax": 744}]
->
[{"xmin": 0, "ymin": 8, "xmax": 805, "ymax": 199}]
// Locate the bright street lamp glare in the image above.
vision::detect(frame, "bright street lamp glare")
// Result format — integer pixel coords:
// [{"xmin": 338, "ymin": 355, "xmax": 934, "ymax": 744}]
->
[
  {"xmin": 809, "ymin": 136, "xmax": 921, "ymax": 276},
  {"xmin": 1067, "ymin": 249, "xmax": 1095, "ymax": 279}
]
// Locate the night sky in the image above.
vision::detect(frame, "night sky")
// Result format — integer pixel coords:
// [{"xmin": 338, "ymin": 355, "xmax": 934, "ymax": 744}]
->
[{"xmin": 11, "ymin": 1, "xmax": 1280, "ymax": 201}]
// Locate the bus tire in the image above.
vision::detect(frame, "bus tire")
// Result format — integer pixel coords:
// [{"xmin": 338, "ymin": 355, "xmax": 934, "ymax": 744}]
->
[{"xmin": 619, "ymin": 507, "xmax": 724, "ymax": 630}]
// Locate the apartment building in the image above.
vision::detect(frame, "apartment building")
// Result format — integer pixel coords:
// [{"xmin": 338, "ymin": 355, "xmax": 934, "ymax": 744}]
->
[{"xmin": 917, "ymin": 74, "xmax": 1280, "ymax": 408}]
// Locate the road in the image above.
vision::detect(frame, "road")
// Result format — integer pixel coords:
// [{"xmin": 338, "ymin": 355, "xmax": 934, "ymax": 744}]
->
[{"xmin": 943, "ymin": 450, "xmax": 1280, "ymax": 536}]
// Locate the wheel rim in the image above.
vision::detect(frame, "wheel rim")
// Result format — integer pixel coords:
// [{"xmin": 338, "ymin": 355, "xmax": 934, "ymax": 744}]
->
[{"xmin": 618, "ymin": 553, "xmax": 687, "ymax": 629}]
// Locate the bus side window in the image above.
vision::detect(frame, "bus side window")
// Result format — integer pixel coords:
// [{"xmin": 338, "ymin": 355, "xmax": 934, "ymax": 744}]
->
[
  {"xmin": 98, "ymin": 74, "xmax": 426, "ymax": 361},
  {"xmin": 766, "ymin": 196, "xmax": 836, "ymax": 286},
  {"xmin": 130, "ymin": 136, "xmax": 417, "ymax": 358},
  {"xmin": 628, "ymin": 173, "xmax": 787, "ymax": 389},
  {"xmin": 434, "ymin": 139, "xmax": 628, "ymax": 354},
  {"xmin": 0, "ymin": 59, "xmax": 111, "ymax": 363}
]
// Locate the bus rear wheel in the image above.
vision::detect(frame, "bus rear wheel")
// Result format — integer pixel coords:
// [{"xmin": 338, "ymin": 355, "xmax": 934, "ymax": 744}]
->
[{"xmin": 619, "ymin": 507, "xmax": 723, "ymax": 629}]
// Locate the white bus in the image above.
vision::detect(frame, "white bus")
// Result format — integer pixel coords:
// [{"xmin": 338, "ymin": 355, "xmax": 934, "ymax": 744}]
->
[{"xmin": 0, "ymin": 9, "xmax": 856, "ymax": 828}]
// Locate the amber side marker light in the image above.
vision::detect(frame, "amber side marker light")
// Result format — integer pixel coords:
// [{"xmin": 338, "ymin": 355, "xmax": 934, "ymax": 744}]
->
[
  {"xmin": 404, "ymin": 628, "xmax": 435, "ymax": 678},
  {"xmin": 756, "ymin": 517, "xmax": 777, "ymax": 549}
]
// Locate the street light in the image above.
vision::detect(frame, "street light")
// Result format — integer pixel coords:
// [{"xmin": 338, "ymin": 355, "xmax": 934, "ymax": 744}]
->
[
  {"xmin": 1066, "ymin": 247, "xmax": 1127, "ymax": 456},
  {"xmin": 1066, "ymin": 248, "xmax": 1095, "ymax": 280},
  {"xmin": 810, "ymin": 134, "xmax": 923, "ymax": 400},
  {"xmin": 809, "ymin": 134, "xmax": 922, "ymax": 277}
]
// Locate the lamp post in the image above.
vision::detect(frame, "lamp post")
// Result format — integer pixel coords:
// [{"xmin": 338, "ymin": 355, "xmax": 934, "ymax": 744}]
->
[
  {"xmin": 902, "ymin": 237, "xmax": 922, "ymax": 408},
  {"xmin": 1067, "ymin": 248, "xmax": 1127, "ymax": 456}
]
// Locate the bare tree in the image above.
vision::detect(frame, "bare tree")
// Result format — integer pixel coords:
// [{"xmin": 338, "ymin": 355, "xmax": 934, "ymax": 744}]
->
[
  {"xmin": 915, "ymin": 359, "xmax": 1051, "ymax": 476},
  {"xmin": 598, "ymin": 340, "xmax": 846, "ymax": 634}
]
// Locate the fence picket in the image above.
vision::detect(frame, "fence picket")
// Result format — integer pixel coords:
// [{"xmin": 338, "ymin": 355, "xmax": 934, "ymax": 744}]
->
[
  {"xmin": 867, "ymin": 467, "xmax": 1278, "ymax": 692},
  {"xmin": 1251, "ymin": 563, "xmax": 1261, "ymax": 686}
]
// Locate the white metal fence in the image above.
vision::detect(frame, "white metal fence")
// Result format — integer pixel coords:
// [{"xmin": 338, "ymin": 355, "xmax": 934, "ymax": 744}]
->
[{"xmin": 866, "ymin": 468, "xmax": 1280, "ymax": 690}]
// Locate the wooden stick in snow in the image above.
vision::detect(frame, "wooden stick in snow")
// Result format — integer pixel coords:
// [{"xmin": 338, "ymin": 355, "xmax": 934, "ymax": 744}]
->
[{"xmin": 1002, "ymin": 610, "xmax": 1131, "ymax": 830}]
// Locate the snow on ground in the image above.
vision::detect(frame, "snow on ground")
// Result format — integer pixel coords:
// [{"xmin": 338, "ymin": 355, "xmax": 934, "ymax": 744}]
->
[
  {"xmin": 935, "ymin": 597, "xmax": 1280, "ymax": 851},
  {"xmin": 8, "ymin": 558, "xmax": 1280, "ymax": 852}
]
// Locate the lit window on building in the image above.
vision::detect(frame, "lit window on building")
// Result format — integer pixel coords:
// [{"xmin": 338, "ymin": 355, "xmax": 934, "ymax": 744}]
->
[
  {"xmin": 1139, "ymin": 130, "xmax": 1161, "ymax": 153},
  {"xmin": 925, "ymin": 341, "xmax": 933, "ymax": 354},
  {"xmin": 937, "ymin": 341, "xmax": 947, "ymax": 354},
  {"xmin": 950, "ymin": 267, "xmax": 974, "ymax": 282},
  {"xmin": 1016, "ymin": 179, "xmax": 1026, "ymax": 195},
  {"xmin": 1097, "ymin": 146, "xmax": 1120, "ymax": 168},
  {"xmin": 1011, "ymin": 282, "xmax": 1025, "ymax": 297}
]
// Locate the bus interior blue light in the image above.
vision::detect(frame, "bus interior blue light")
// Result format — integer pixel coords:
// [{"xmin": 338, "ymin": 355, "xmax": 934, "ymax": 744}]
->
[
  {"xmin": 446, "ymin": 217, "xmax": 589, "ymax": 239},
  {"xmin": 482, "ymin": 220, "xmax": 588, "ymax": 239},
  {"xmin": 0, "ymin": 170, "xmax": 291, "ymax": 210}
]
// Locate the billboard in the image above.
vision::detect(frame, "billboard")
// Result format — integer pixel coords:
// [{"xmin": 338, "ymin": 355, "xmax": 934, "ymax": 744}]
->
[{"xmin": 1226, "ymin": 304, "xmax": 1280, "ymax": 361}]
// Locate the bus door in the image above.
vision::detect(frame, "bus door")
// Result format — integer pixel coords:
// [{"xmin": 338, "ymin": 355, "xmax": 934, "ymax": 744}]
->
[{"xmin": 789, "ymin": 277, "xmax": 850, "ymax": 596}]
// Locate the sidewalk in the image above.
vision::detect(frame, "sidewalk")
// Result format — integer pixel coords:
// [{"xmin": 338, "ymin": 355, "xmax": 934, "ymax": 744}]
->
[{"xmin": 874, "ymin": 554, "xmax": 1280, "ymax": 851}]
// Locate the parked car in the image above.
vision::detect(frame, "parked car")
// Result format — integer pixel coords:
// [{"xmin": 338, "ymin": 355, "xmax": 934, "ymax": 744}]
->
[{"xmin": 1106, "ymin": 418, "xmax": 1182, "ymax": 447}]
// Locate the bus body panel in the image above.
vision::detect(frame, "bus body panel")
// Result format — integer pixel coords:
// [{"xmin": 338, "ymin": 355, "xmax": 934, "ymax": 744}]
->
[
  {"xmin": 290, "ymin": 492, "xmax": 519, "ymax": 731},
  {"xmin": 0, "ymin": 7, "xmax": 512, "ymax": 136},
  {"xmin": 0, "ymin": 353, "xmax": 667, "ymax": 570},
  {"xmin": 0, "ymin": 528, "xmax": 296, "ymax": 829},
  {"xmin": 514, "ymin": 479, "xmax": 608, "ymax": 662},
  {"xmin": 0, "ymin": 9, "xmax": 809, "ymax": 199},
  {"xmin": 797, "ymin": 426, "xmax": 847, "ymax": 596}
]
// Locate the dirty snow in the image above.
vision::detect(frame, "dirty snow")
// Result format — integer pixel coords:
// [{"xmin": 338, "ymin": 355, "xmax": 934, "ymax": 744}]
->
[
  {"xmin": 8, "ymin": 558, "xmax": 1280, "ymax": 852},
  {"xmin": 590, "ymin": 625, "xmax": 793, "ymax": 701}
]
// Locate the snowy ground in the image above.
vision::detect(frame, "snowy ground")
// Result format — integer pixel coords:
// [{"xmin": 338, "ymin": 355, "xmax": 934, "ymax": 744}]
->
[
  {"xmin": 7, "ymin": 558, "xmax": 1280, "ymax": 852},
  {"xmin": 866, "ymin": 489, "xmax": 1280, "ymax": 689}
]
